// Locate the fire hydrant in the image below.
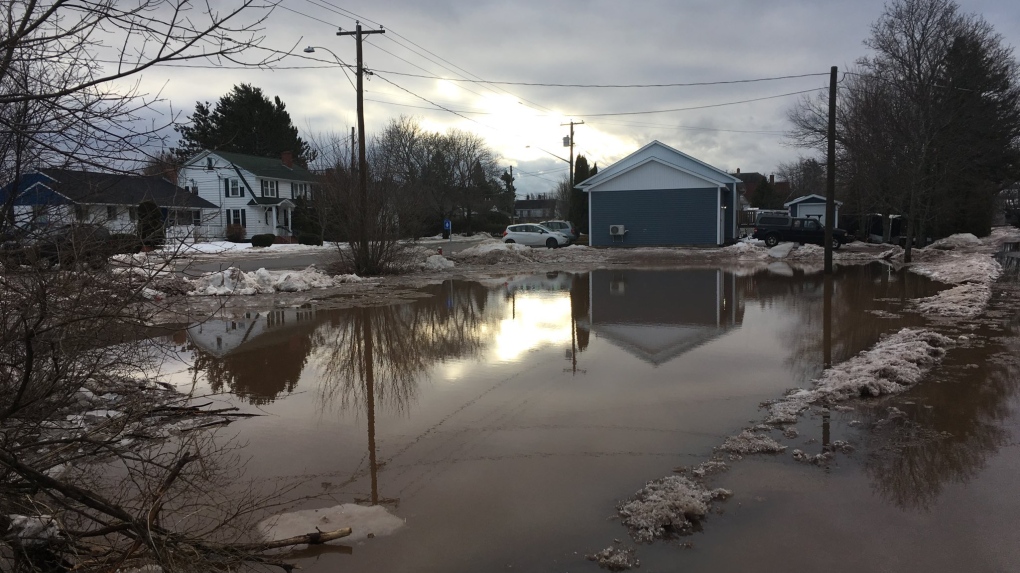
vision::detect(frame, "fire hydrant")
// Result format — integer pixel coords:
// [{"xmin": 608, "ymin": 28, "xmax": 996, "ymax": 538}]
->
[{"xmin": 437, "ymin": 247, "xmax": 443, "ymax": 255}]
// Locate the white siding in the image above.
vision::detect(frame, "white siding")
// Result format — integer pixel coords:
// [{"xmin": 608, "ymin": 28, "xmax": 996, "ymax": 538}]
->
[{"xmin": 589, "ymin": 160, "xmax": 719, "ymax": 192}]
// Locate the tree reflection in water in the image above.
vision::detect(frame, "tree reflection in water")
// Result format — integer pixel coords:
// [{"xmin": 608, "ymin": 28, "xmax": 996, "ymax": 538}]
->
[
  {"xmin": 314, "ymin": 280, "xmax": 504, "ymax": 416},
  {"xmin": 858, "ymin": 256, "xmax": 1020, "ymax": 510}
]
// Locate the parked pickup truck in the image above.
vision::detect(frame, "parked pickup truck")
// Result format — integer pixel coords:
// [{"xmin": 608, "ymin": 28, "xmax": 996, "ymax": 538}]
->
[{"xmin": 752, "ymin": 215, "xmax": 848, "ymax": 249}]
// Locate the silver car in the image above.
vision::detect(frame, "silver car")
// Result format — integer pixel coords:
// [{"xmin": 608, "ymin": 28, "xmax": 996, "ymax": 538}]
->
[{"xmin": 502, "ymin": 224, "xmax": 570, "ymax": 248}]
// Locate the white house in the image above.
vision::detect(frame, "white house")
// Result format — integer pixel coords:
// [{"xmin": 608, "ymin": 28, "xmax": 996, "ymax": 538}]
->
[{"xmin": 178, "ymin": 150, "xmax": 317, "ymax": 239}]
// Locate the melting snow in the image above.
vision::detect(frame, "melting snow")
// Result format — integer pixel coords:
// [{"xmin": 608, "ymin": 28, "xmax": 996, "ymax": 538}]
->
[
  {"xmin": 258, "ymin": 503, "xmax": 404, "ymax": 545},
  {"xmin": 3, "ymin": 515, "xmax": 62, "ymax": 546},
  {"xmin": 618, "ymin": 476, "xmax": 731, "ymax": 542},
  {"xmin": 719, "ymin": 430, "xmax": 787, "ymax": 454},
  {"xmin": 764, "ymin": 328, "xmax": 954, "ymax": 424}
]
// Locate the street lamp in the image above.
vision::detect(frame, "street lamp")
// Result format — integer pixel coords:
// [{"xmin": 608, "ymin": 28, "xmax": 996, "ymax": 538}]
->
[{"xmin": 526, "ymin": 145, "xmax": 570, "ymax": 165}]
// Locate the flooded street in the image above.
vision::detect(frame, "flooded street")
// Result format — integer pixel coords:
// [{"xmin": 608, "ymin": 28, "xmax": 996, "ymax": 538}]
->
[{"xmin": 159, "ymin": 262, "xmax": 1020, "ymax": 572}]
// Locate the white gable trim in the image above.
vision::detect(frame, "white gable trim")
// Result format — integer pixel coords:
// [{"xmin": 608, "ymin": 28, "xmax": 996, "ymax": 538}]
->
[
  {"xmin": 784, "ymin": 193, "xmax": 843, "ymax": 207},
  {"xmin": 578, "ymin": 140, "xmax": 740, "ymax": 191},
  {"xmin": 582, "ymin": 156, "xmax": 730, "ymax": 192}
]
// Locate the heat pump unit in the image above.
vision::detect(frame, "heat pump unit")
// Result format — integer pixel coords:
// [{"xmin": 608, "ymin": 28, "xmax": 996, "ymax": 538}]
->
[{"xmin": 609, "ymin": 225, "xmax": 626, "ymax": 236}]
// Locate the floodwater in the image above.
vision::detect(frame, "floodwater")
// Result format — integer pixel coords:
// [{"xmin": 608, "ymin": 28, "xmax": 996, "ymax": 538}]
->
[{"xmin": 160, "ymin": 261, "xmax": 1020, "ymax": 572}]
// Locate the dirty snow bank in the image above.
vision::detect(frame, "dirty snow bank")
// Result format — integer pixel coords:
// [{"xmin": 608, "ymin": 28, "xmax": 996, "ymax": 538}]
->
[
  {"xmin": 927, "ymin": 233, "xmax": 981, "ymax": 250},
  {"xmin": 2, "ymin": 515, "xmax": 62, "ymax": 546},
  {"xmin": 912, "ymin": 282, "xmax": 992, "ymax": 318},
  {"xmin": 452, "ymin": 240, "xmax": 538, "ymax": 264},
  {"xmin": 764, "ymin": 328, "xmax": 954, "ymax": 424},
  {"xmin": 908, "ymin": 245, "xmax": 1001, "ymax": 317},
  {"xmin": 719, "ymin": 430, "xmax": 787, "ymax": 454},
  {"xmin": 587, "ymin": 543, "xmax": 640, "ymax": 571},
  {"xmin": 186, "ymin": 267, "xmax": 363, "ymax": 296},
  {"xmin": 618, "ymin": 475, "xmax": 731, "ymax": 542},
  {"xmin": 258, "ymin": 504, "xmax": 404, "ymax": 545}
]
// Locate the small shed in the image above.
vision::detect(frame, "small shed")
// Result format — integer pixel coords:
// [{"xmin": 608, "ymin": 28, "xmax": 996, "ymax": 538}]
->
[
  {"xmin": 576, "ymin": 141, "xmax": 741, "ymax": 247},
  {"xmin": 784, "ymin": 194, "xmax": 842, "ymax": 226}
]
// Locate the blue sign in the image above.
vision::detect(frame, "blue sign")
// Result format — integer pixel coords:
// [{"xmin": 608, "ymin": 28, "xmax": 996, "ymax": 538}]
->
[{"xmin": 443, "ymin": 219, "xmax": 451, "ymax": 230}]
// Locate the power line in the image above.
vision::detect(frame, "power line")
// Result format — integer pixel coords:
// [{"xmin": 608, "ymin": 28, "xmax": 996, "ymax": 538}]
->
[
  {"xmin": 360, "ymin": 70, "xmax": 833, "ymax": 89},
  {"xmin": 572, "ymin": 88, "xmax": 823, "ymax": 117}
]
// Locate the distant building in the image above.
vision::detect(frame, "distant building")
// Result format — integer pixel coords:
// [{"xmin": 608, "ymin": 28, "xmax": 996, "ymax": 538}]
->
[
  {"xmin": 514, "ymin": 195, "xmax": 557, "ymax": 222},
  {"xmin": 577, "ymin": 141, "xmax": 741, "ymax": 246}
]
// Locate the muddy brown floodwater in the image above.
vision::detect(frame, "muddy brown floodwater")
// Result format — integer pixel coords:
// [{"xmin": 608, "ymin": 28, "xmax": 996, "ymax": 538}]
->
[{"xmin": 156, "ymin": 261, "xmax": 1020, "ymax": 573}]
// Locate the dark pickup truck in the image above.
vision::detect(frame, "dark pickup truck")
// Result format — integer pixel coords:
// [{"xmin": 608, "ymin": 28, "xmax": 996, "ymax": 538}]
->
[{"xmin": 752, "ymin": 215, "xmax": 847, "ymax": 249}]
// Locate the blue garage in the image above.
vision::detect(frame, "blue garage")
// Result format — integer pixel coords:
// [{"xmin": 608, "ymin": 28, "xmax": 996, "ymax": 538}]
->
[{"xmin": 576, "ymin": 141, "xmax": 741, "ymax": 247}]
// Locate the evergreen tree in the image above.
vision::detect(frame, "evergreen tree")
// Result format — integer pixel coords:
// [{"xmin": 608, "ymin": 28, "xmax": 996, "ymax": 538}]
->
[
  {"xmin": 570, "ymin": 155, "xmax": 591, "ymax": 233},
  {"xmin": 174, "ymin": 84, "xmax": 314, "ymax": 165}
]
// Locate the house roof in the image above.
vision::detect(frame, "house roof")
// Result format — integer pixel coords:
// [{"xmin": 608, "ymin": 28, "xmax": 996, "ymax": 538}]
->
[
  {"xmin": 576, "ymin": 140, "xmax": 740, "ymax": 191},
  {"xmin": 189, "ymin": 150, "xmax": 318, "ymax": 183},
  {"xmin": 784, "ymin": 193, "xmax": 843, "ymax": 207},
  {"xmin": 1, "ymin": 169, "xmax": 216, "ymax": 209}
]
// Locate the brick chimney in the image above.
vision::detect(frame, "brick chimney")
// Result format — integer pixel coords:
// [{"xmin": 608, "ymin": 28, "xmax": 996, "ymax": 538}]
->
[
  {"xmin": 281, "ymin": 150, "xmax": 293, "ymax": 168},
  {"xmin": 736, "ymin": 168, "xmax": 741, "ymax": 174},
  {"xmin": 769, "ymin": 174, "xmax": 774, "ymax": 184}
]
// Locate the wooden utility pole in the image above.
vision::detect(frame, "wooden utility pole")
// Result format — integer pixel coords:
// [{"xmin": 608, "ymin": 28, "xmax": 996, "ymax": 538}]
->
[
  {"xmin": 562, "ymin": 120, "xmax": 584, "ymax": 186},
  {"xmin": 338, "ymin": 21, "xmax": 384, "ymax": 261},
  {"xmin": 824, "ymin": 66, "xmax": 837, "ymax": 274}
]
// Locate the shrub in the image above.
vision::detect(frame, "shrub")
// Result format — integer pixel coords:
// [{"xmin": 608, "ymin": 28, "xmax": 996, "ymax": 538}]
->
[
  {"xmin": 250, "ymin": 234, "xmax": 274, "ymax": 248},
  {"xmin": 226, "ymin": 224, "xmax": 246, "ymax": 243},
  {"xmin": 298, "ymin": 232, "xmax": 322, "ymax": 246},
  {"xmin": 136, "ymin": 200, "xmax": 165, "ymax": 248},
  {"xmin": 109, "ymin": 233, "xmax": 143, "ymax": 254}
]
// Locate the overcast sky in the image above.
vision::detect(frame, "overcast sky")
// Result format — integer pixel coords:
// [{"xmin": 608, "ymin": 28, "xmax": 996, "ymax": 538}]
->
[{"xmin": 139, "ymin": 0, "xmax": 1020, "ymax": 197}]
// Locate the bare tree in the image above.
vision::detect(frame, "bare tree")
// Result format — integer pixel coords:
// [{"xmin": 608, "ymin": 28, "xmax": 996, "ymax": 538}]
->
[
  {"xmin": 788, "ymin": 0, "xmax": 1020, "ymax": 257},
  {"xmin": 1, "ymin": 3, "xmax": 357, "ymax": 571}
]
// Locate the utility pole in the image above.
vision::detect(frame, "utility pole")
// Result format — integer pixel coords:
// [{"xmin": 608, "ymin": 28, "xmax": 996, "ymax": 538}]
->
[
  {"xmin": 350, "ymin": 127, "xmax": 356, "ymax": 174},
  {"xmin": 824, "ymin": 66, "xmax": 837, "ymax": 274},
  {"xmin": 562, "ymin": 120, "xmax": 584, "ymax": 186},
  {"xmin": 338, "ymin": 21, "xmax": 384, "ymax": 263}
]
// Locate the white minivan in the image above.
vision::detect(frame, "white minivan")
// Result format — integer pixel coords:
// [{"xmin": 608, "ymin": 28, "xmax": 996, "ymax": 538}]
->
[{"xmin": 502, "ymin": 224, "xmax": 571, "ymax": 248}]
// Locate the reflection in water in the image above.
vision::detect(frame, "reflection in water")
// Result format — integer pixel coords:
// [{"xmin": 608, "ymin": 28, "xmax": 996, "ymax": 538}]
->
[
  {"xmin": 755, "ymin": 263, "xmax": 941, "ymax": 385},
  {"xmin": 860, "ymin": 250, "xmax": 1020, "ymax": 510},
  {"xmin": 588, "ymin": 269, "xmax": 743, "ymax": 365},
  {"xmin": 315, "ymin": 280, "xmax": 503, "ymax": 415},
  {"xmin": 188, "ymin": 305, "xmax": 318, "ymax": 404}
]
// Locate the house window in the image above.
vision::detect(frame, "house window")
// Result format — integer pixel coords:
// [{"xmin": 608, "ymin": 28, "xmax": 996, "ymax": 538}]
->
[
  {"xmin": 293, "ymin": 182, "xmax": 310, "ymax": 199},
  {"xmin": 192, "ymin": 210, "xmax": 202, "ymax": 226},
  {"xmin": 226, "ymin": 178, "xmax": 241, "ymax": 197},
  {"xmin": 128, "ymin": 207, "xmax": 137, "ymax": 222},
  {"xmin": 74, "ymin": 206, "xmax": 85, "ymax": 221},
  {"xmin": 282, "ymin": 209, "xmax": 290, "ymax": 227},
  {"xmin": 228, "ymin": 209, "xmax": 245, "ymax": 227},
  {"xmin": 107, "ymin": 206, "xmax": 117, "ymax": 220},
  {"xmin": 261, "ymin": 180, "xmax": 278, "ymax": 198},
  {"xmin": 189, "ymin": 179, "xmax": 198, "ymax": 194},
  {"xmin": 206, "ymin": 158, "xmax": 214, "ymax": 170}
]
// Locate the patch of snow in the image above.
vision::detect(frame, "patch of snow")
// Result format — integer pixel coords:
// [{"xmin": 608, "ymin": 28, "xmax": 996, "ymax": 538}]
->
[
  {"xmin": 587, "ymin": 543, "xmax": 639, "ymax": 571},
  {"xmin": 618, "ymin": 476, "xmax": 730, "ymax": 542},
  {"xmin": 258, "ymin": 503, "xmax": 404, "ymax": 545},
  {"xmin": 767, "ymin": 242, "xmax": 795, "ymax": 259},
  {"xmin": 791, "ymin": 450, "xmax": 833, "ymax": 465},
  {"xmin": 764, "ymin": 328, "xmax": 954, "ymax": 424},
  {"xmin": 927, "ymin": 233, "xmax": 981, "ymax": 250},
  {"xmin": 4, "ymin": 515, "xmax": 62, "ymax": 546},
  {"xmin": 186, "ymin": 267, "xmax": 360, "ymax": 296},
  {"xmin": 912, "ymin": 282, "xmax": 991, "ymax": 318},
  {"xmin": 422, "ymin": 254, "xmax": 455, "ymax": 270},
  {"xmin": 719, "ymin": 430, "xmax": 787, "ymax": 454},
  {"xmin": 911, "ymin": 252, "xmax": 1001, "ymax": 285}
]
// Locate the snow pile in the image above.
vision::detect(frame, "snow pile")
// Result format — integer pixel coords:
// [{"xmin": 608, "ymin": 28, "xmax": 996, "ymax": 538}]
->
[
  {"xmin": 911, "ymin": 252, "xmax": 1001, "ymax": 285},
  {"xmin": 787, "ymin": 243, "xmax": 825, "ymax": 258},
  {"xmin": 791, "ymin": 450, "xmax": 833, "ymax": 465},
  {"xmin": 453, "ymin": 240, "xmax": 537, "ymax": 264},
  {"xmin": 767, "ymin": 243, "xmax": 796, "ymax": 259},
  {"xmin": 186, "ymin": 267, "xmax": 358, "ymax": 296},
  {"xmin": 719, "ymin": 430, "xmax": 787, "ymax": 454},
  {"xmin": 927, "ymin": 233, "xmax": 981, "ymax": 250},
  {"xmin": 618, "ymin": 476, "xmax": 731, "ymax": 542},
  {"xmin": 3, "ymin": 515, "xmax": 62, "ymax": 546},
  {"xmin": 587, "ymin": 543, "xmax": 639, "ymax": 571},
  {"xmin": 909, "ymin": 251, "xmax": 1000, "ymax": 317},
  {"xmin": 723, "ymin": 241, "xmax": 768, "ymax": 257},
  {"xmin": 422, "ymin": 254, "xmax": 455, "ymax": 270},
  {"xmin": 258, "ymin": 504, "xmax": 404, "ymax": 545},
  {"xmin": 764, "ymin": 328, "xmax": 954, "ymax": 424},
  {"xmin": 912, "ymin": 282, "xmax": 992, "ymax": 318}
]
